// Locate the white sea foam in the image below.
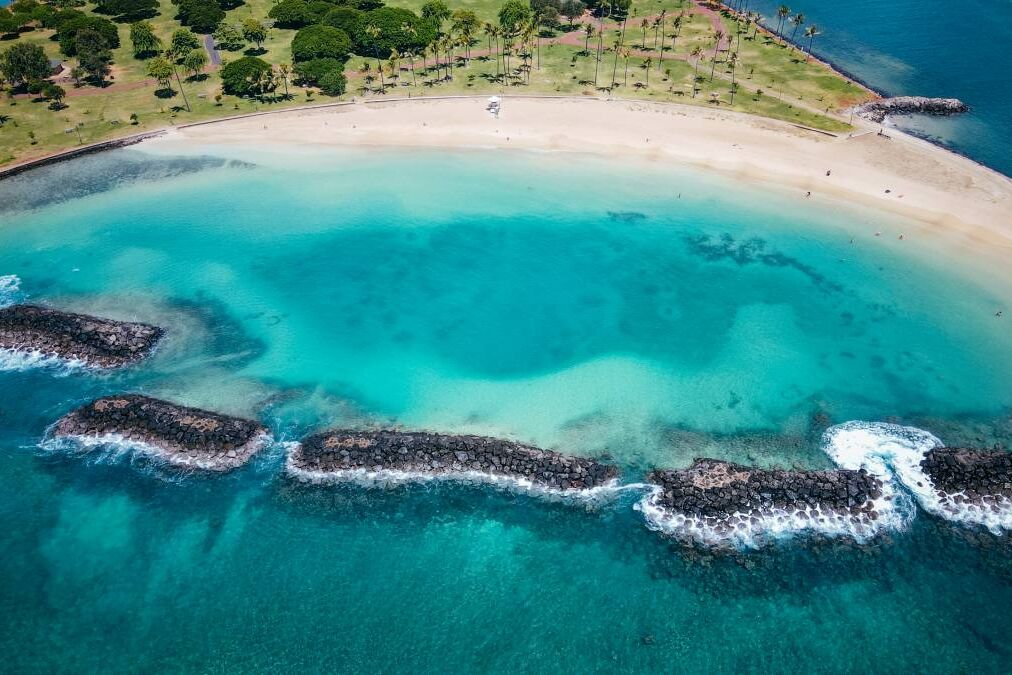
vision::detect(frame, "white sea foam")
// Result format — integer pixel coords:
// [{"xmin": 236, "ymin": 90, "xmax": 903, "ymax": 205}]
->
[
  {"xmin": 284, "ymin": 451, "xmax": 626, "ymax": 503},
  {"xmin": 0, "ymin": 274, "xmax": 22, "ymax": 307},
  {"xmin": 41, "ymin": 432, "xmax": 272, "ymax": 473},
  {"xmin": 823, "ymin": 421, "xmax": 1012, "ymax": 534},
  {"xmin": 0, "ymin": 347, "xmax": 91, "ymax": 375},
  {"xmin": 634, "ymin": 479, "xmax": 911, "ymax": 549}
]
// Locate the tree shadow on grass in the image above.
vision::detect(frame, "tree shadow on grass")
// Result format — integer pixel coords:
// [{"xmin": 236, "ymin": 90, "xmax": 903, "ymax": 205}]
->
[
  {"xmin": 154, "ymin": 87, "xmax": 177, "ymax": 99},
  {"xmin": 244, "ymin": 47, "xmax": 267, "ymax": 57}
]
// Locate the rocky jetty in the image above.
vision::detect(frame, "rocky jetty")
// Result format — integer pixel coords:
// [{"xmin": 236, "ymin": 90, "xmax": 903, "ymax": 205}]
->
[
  {"xmin": 53, "ymin": 394, "xmax": 269, "ymax": 471},
  {"xmin": 0, "ymin": 304, "xmax": 163, "ymax": 368},
  {"xmin": 854, "ymin": 96, "xmax": 968, "ymax": 123},
  {"xmin": 642, "ymin": 459, "xmax": 889, "ymax": 545},
  {"xmin": 289, "ymin": 430, "xmax": 619, "ymax": 491},
  {"xmin": 921, "ymin": 447, "xmax": 1012, "ymax": 504}
]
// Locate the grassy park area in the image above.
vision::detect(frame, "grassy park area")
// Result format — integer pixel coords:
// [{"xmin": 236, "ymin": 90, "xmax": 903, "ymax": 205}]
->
[{"xmin": 0, "ymin": 0, "xmax": 873, "ymax": 167}]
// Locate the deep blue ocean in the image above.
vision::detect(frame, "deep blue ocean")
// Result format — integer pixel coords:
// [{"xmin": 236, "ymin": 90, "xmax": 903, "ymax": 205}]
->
[
  {"xmin": 749, "ymin": 0, "xmax": 1012, "ymax": 176},
  {"xmin": 0, "ymin": 144, "xmax": 1011, "ymax": 672}
]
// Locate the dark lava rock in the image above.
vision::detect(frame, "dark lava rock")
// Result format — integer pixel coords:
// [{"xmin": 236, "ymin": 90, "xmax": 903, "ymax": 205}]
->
[
  {"xmin": 0, "ymin": 304, "xmax": 163, "ymax": 368},
  {"xmin": 291, "ymin": 430, "xmax": 619, "ymax": 491},
  {"xmin": 647, "ymin": 458, "xmax": 883, "ymax": 517},
  {"xmin": 854, "ymin": 96, "xmax": 968, "ymax": 123},
  {"xmin": 921, "ymin": 447, "xmax": 1012, "ymax": 502},
  {"xmin": 54, "ymin": 394, "xmax": 268, "ymax": 471}
]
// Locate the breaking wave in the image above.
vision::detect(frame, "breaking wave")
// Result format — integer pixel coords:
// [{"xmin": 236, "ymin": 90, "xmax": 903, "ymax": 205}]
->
[
  {"xmin": 823, "ymin": 421, "xmax": 1012, "ymax": 534},
  {"xmin": 0, "ymin": 348, "xmax": 90, "ymax": 375},
  {"xmin": 0, "ymin": 275, "xmax": 22, "ymax": 307},
  {"xmin": 634, "ymin": 480, "xmax": 911, "ymax": 550}
]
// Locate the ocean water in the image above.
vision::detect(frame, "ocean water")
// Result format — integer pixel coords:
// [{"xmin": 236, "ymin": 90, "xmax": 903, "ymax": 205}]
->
[
  {"xmin": 1, "ymin": 145, "xmax": 1011, "ymax": 672},
  {"xmin": 749, "ymin": 0, "xmax": 1012, "ymax": 176}
]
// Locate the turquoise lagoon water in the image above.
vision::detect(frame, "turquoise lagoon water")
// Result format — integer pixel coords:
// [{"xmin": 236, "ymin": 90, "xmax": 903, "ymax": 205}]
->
[{"xmin": 1, "ymin": 145, "xmax": 1011, "ymax": 672}]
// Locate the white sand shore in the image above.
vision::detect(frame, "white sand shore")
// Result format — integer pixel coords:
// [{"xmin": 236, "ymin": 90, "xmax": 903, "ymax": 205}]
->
[{"xmin": 157, "ymin": 97, "xmax": 1012, "ymax": 278}]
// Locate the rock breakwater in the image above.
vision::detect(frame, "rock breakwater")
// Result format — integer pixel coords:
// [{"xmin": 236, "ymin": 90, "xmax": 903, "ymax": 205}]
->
[
  {"xmin": 854, "ymin": 96, "xmax": 969, "ymax": 123},
  {"xmin": 0, "ymin": 304, "xmax": 163, "ymax": 368},
  {"xmin": 638, "ymin": 458, "xmax": 901, "ymax": 547},
  {"xmin": 288, "ymin": 430, "xmax": 619, "ymax": 493},
  {"xmin": 919, "ymin": 447, "xmax": 1012, "ymax": 531},
  {"xmin": 53, "ymin": 394, "xmax": 269, "ymax": 471}
]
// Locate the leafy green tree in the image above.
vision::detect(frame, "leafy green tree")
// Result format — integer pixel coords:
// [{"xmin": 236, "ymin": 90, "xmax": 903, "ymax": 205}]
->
[
  {"xmin": 559, "ymin": 0, "xmax": 583, "ymax": 27},
  {"xmin": 241, "ymin": 18, "xmax": 268, "ymax": 50},
  {"xmin": 169, "ymin": 28, "xmax": 201, "ymax": 59},
  {"xmin": 219, "ymin": 55, "xmax": 274, "ymax": 96},
  {"xmin": 42, "ymin": 81, "xmax": 66, "ymax": 108},
  {"xmin": 0, "ymin": 11, "xmax": 20, "ymax": 36},
  {"xmin": 0, "ymin": 42, "xmax": 50, "ymax": 87},
  {"xmin": 292, "ymin": 56, "xmax": 342, "ymax": 85},
  {"xmin": 130, "ymin": 20, "xmax": 162, "ymax": 57},
  {"xmin": 321, "ymin": 6, "xmax": 362, "ymax": 36},
  {"xmin": 420, "ymin": 0, "xmax": 449, "ymax": 29},
  {"xmin": 498, "ymin": 0, "xmax": 532, "ymax": 36},
  {"xmin": 182, "ymin": 47, "xmax": 207, "ymax": 76},
  {"xmin": 212, "ymin": 22, "xmax": 245, "ymax": 50},
  {"xmin": 146, "ymin": 54, "xmax": 173, "ymax": 88},
  {"xmin": 291, "ymin": 24, "xmax": 351, "ymax": 62},
  {"xmin": 94, "ymin": 0, "xmax": 159, "ymax": 22},
  {"xmin": 176, "ymin": 0, "xmax": 224, "ymax": 34},
  {"xmin": 56, "ymin": 16, "xmax": 120, "ymax": 56},
  {"xmin": 352, "ymin": 7, "xmax": 433, "ymax": 58},
  {"xmin": 318, "ymin": 68, "xmax": 346, "ymax": 95},
  {"xmin": 267, "ymin": 0, "xmax": 312, "ymax": 28},
  {"xmin": 75, "ymin": 28, "xmax": 113, "ymax": 82}
]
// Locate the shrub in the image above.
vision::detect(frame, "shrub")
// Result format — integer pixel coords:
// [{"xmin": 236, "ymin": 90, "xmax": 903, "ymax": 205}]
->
[
  {"xmin": 318, "ymin": 69, "xmax": 346, "ymax": 96},
  {"xmin": 219, "ymin": 55, "xmax": 274, "ymax": 96},
  {"xmin": 291, "ymin": 24, "xmax": 351, "ymax": 62},
  {"xmin": 292, "ymin": 56, "xmax": 341, "ymax": 85}
]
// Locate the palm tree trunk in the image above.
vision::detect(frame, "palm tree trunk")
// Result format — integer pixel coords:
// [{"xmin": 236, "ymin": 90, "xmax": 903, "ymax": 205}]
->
[{"xmin": 611, "ymin": 45, "xmax": 620, "ymax": 87}]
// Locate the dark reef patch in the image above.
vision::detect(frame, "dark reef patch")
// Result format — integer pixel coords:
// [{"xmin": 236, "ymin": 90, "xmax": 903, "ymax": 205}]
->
[
  {"xmin": 0, "ymin": 304, "xmax": 164, "ymax": 368},
  {"xmin": 0, "ymin": 149, "xmax": 254, "ymax": 213},
  {"xmin": 290, "ymin": 430, "xmax": 619, "ymax": 491},
  {"xmin": 684, "ymin": 233, "xmax": 842, "ymax": 292}
]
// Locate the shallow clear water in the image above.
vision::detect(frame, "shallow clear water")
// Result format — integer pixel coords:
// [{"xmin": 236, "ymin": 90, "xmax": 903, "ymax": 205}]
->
[
  {"xmin": 749, "ymin": 0, "xmax": 1012, "ymax": 176},
  {"xmin": 1, "ymin": 146, "xmax": 1011, "ymax": 672}
]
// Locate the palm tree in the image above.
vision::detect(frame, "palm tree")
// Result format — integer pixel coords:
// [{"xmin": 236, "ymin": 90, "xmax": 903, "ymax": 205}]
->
[
  {"xmin": 584, "ymin": 22, "xmax": 594, "ymax": 55},
  {"xmin": 803, "ymin": 24, "xmax": 820, "ymax": 61},
  {"xmin": 657, "ymin": 11, "xmax": 667, "ymax": 70},
  {"xmin": 690, "ymin": 45, "xmax": 702, "ymax": 97},
  {"xmin": 709, "ymin": 29, "xmax": 723, "ymax": 81},
  {"xmin": 640, "ymin": 18, "xmax": 648, "ymax": 49},
  {"xmin": 406, "ymin": 49, "xmax": 418, "ymax": 86},
  {"xmin": 727, "ymin": 51, "xmax": 738, "ymax": 104},
  {"xmin": 775, "ymin": 5, "xmax": 789, "ymax": 40},
  {"xmin": 668, "ymin": 15, "xmax": 682, "ymax": 57},
  {"xmin": 276, "ymin": 63, "xmax": 290, "ymax": 99},
  {"xmin": 594, "ymin": 1, "xmax": 608, "ymax": 86},
  {"xmin": 644, "ymin": 56, "xmax": 652, "ymax": 86},
  {"xmin": 610, "ymin": 36, "xmax": 622, "ymax": 87},
  {"xmin": 365, "ymin": 24, "xmax": 384, "ymax": 90},
  {"xmin": 752, "ymin": 13, "xmax": 763, "ymax": 40},
  {"xmin": 622, "ymin": 46, "xmax": 631, "ymax": 86},
  {"xmin": 789, "ymin": 13, "xmax": 805, "ymax": 49}
]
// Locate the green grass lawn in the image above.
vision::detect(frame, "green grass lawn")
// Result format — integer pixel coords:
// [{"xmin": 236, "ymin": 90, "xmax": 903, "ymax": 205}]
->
[{"xmin": 0, "ymin": 0, "xmax": 866, "ymax": 167}]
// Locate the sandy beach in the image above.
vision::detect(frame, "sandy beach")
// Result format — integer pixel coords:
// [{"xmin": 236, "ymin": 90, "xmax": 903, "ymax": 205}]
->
[{"xmin": 153, "ymin": 96, "xmax": 1012, "ymax": 278}]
